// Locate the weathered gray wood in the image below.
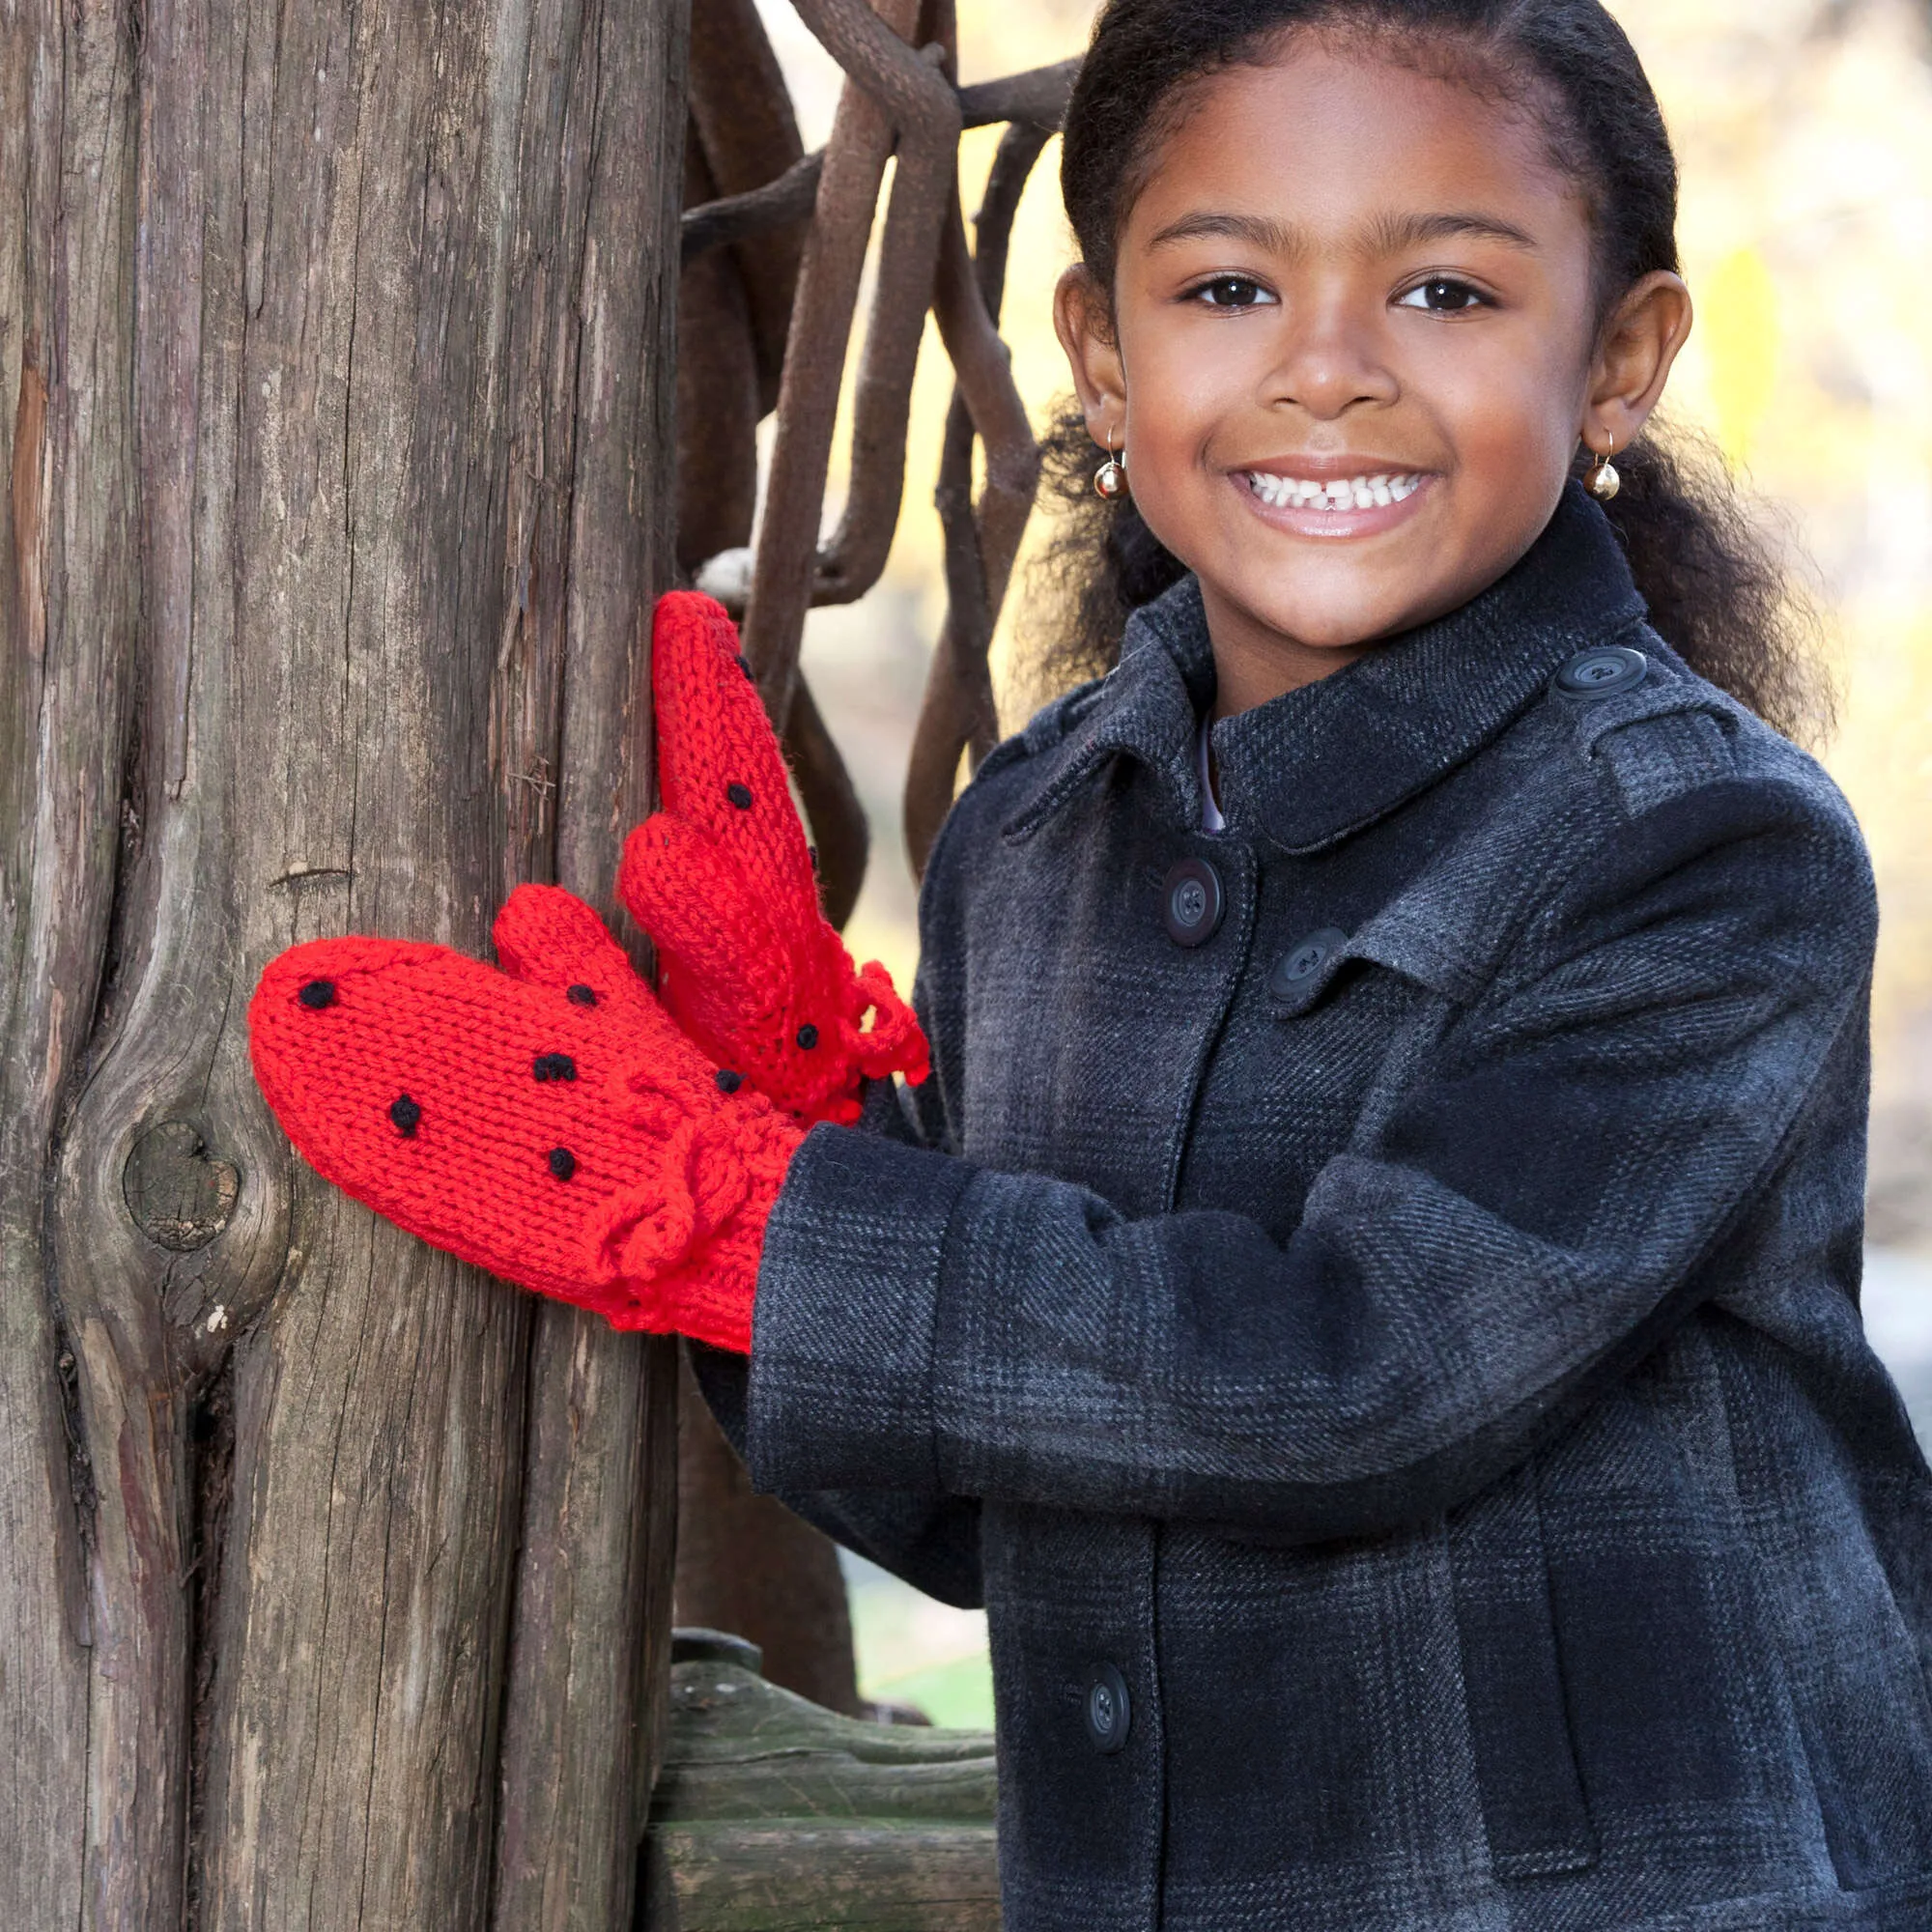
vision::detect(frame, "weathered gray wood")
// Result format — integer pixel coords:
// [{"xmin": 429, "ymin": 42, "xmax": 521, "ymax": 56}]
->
[
  {"xmin": 0, "ymin": 0, "xmax": 141, "ymax": 1920},
  {"xmin": 646, "ymin": 1827, "xmax": 1001, "ymax": 1931},
  {"xmin": 487, "ymin": 0, "xmax": 688, "ymax": 1921},
  {"xmin": 2, "ymin": 0, "xmax": 688, "ymax": 1921},
  {"xmin": 643, "ymin": 1658, "xmax": 1000, "ymax": 1931}
]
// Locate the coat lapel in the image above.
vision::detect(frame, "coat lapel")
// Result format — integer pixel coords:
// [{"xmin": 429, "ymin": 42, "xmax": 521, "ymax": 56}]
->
[{"xmin": 1002, "ymin": 484, "xmax": 1648, "ymax": 854}]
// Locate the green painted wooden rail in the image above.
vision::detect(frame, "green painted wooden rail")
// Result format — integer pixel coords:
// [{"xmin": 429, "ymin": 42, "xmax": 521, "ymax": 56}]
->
[{"xmin": 641, "ymin": 1631, "xmax": 1000, "ymax": 1929}]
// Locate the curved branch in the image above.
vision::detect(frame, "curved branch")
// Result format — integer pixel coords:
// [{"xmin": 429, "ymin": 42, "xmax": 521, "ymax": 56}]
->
[
  {"xmin": 736, "ymin": 22, "xmax": 903, "ymax": 713},
  {"xmin": 688, "ymin": 0, "xmax": 810, "ymax": 411},
  {"xmin": 679, "ymin": 53, "xmax": 1078, "ymax": 273},
  {"xmin": 903, "ymin": 151, "xmax": 1047, "ymax": 875},
  {"xmin": 967, "ymin": 118, "xmax": 1052, "ymax": 321},
  {"xmin": 957, "ymin": 56, "xmax": 1078, "ymax": 131},
  {"xmin": 681, "ymin": 154, "xmax": 824, "ymax": 270},
  {"xmin": 742, "ymin": 0, "xmax": 961, "ymax": 728},
  {"xmin": 676, "ymin": 131, "xmax": 763, "ymax": 574},
  {"xmin": 787, "ymin": 0, "xmax": 955, "ymax": 124},
  {"xmin": 781, "ymin": 677, "xmax": 871, "ymax": 933},
  {"xmin": 806, "ymin": 43, "xmax": 961, "ymax": 610}
]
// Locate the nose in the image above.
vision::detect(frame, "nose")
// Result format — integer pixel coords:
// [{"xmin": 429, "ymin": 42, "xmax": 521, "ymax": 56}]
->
[{"xmin": 1261, "ymin": 294, "xmax": 1398, "ymax": 419}]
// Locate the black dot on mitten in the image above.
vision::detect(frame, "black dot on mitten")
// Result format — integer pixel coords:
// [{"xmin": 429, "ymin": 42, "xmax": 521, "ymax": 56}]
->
[
  {"xmin": 726, "ymin": 782, "xmax": 753, "ymax": 810},
  {"xmin": 389, "ymin": 1094, "xmax": 421, "ymax": 1137},
  {"xmin": 795, "ymin": 1024, "xmax": 819, "ymax": 1050},
  {"xmin": 548, "ymin": 1148, "xmax": 577, "ymax": 1180},
  {"xmin": 299, "ymin": 979, "xmax": 337, "ymax": 1009},
  {"xmin": 736, "ymin": 652, "xmax": 754, "ymax": 680},
  {"xmin": 566, "ymin": 983, "xmax": 597, "ymax": 1007},
  {"xmin": 533, "ymin": 1052, "xmax": 577, "ymax": 1083},
  {"xmin": 715, "ymin": 1069, "xmax": 744, "ymax": 1094}
]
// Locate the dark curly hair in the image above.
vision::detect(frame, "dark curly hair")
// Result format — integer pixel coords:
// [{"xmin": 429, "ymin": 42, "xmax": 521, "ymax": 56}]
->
[{"xmin": 1023, "ymin": 0, "xmax": 1832, "ymax": 742}]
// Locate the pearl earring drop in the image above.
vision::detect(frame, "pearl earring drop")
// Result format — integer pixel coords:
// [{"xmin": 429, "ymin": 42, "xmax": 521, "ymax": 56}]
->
[
  {"xmin": 1583, "ymin": 433, "xmax": 1621, "ymax": 501},
  {"xmin": 1094, "ymin": 426, "xmax": 1127, "ymax": 499}
]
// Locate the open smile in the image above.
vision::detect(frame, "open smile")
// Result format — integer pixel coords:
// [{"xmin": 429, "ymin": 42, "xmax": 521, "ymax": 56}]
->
[{"xmin": 1232, "ymin": 465, "xmax": 1435, "ymax": 536}]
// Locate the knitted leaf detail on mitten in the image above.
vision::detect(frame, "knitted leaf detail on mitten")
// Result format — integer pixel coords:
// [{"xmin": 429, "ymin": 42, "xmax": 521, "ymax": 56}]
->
[
  {"xmin": 618, "ymin": 591, "xmax": 929, "ymax": 1126},
  {"xmin": 247, "ymin": 884, "xmax": 800, "ymax": 1350}
]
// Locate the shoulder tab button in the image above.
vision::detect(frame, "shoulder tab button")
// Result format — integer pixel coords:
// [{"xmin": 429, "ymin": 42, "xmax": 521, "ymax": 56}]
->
[
  {"xmin": 1269, "ymin": 926, "xmax": 1348, "ymax": 999},
  {"xmin": 1554, "ymin": 644, "xmax": 1648, "ymax": 699}
]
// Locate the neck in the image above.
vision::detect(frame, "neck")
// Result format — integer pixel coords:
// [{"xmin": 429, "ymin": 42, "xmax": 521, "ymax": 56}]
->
[{"xmin": 1198, "ymin": 579, "xmax": 1373, "ymax": 720}]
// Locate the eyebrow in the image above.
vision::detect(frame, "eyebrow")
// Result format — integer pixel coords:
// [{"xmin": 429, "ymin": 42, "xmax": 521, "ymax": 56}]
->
[
  {"xmin": 1370, "ymin": 210, "xmax": 1539, "ymax": 253},
  {"xmin": 1144, "ymin": 208, "xmax": 1540, "ymax": 257}
]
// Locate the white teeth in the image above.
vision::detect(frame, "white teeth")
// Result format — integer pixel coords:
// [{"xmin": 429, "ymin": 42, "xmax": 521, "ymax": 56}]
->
[{"xmin": 1245, "ymin": 469, "xmax": 1424, "ymax": 510}]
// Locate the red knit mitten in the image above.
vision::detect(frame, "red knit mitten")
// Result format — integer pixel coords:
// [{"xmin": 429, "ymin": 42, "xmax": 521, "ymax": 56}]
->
[
  {"xmin": 618, "ymin": 591, "xmax": 929, "ymax": 1127},
  {"xmin": 247, "ymin": 885, "xmax": 800, "ymax": 1350}
]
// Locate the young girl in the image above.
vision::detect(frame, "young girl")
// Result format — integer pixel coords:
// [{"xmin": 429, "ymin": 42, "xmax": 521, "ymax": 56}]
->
[{"xmin": 249, "ymin": 0, "xmax": 1932, "ymax": 1924}]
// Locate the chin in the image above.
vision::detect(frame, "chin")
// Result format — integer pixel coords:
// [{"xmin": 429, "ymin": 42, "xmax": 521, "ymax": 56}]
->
[{"xmin": 1239, "ymin": 582, "xmax": 1417, "ymax": 652}]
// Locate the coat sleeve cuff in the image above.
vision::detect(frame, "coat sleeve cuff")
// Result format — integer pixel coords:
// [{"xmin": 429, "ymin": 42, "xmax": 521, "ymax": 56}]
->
[
  {"xmin": 685, "ymin": 1339, "xmax": 751, "ymax": 1459},
  {"xmin": 746, "ymin": 1122, "xmax": 973, "ymax": 1495}
]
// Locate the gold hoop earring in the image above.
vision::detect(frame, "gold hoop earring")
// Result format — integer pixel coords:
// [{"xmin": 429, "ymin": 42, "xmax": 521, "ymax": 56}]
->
[
  {"xmin": 1583, "ymin": 432, "xmax": 1621, "ymax": 501},
  {"xmin": 1094, "ymin": 425, "xmax": 1128, "ymax": 499}
]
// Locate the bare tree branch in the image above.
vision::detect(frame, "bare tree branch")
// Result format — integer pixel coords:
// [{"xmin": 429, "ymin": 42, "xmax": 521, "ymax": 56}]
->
[
  {"xmin": 957, "ymin": 56, "xmax": 1078, "ymax": 130},
  {"xmin": 736, "ymin": 56, "xmax": 895, "ymax": 706},
  {"xmin": 741, "ymin": 0, "xmax": 962, "ymax": 727},
  {"xmin": 705, "ymin": 0, "xmax": 1066, "ymax": 885},
  {"xmin": 688, "ymin": 0, "xmax": 810, "ymax": 412},
  {"xmin": 966, "ymin": 116, "xmax": 1055, "ymax": 316},
  {"xmin": 682, "ymin": 154, "xmax": 825, "ymax": 270},
  {"xmin": 783, "ymin": 677, "xmax": 872, "ymax": 932},
  {"xmin": 807, "ymin": 59, "xmax": 962, "ymax": 606},
  {"xmin": 677, "ymin": 127, "xmax": 763, "ymax": 574},
  {"xmin": 904, "ymin": 135, "xmax": 1047, "ymax": 874},
  {"xmin": 679, "ymin": 55, "xmax": 1075, "ymax": 275}
]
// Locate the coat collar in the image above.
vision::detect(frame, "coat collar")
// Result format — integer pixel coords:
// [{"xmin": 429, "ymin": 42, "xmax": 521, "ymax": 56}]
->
[{"xmin": 1003, "ymin": 484, "xmax": 1648, "ymax": 855}]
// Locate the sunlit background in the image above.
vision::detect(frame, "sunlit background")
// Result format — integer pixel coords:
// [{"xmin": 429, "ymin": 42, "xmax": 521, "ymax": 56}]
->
[{"xmin": 752, "ymin": 0, "xmax": 1932, "ymax": 1729}]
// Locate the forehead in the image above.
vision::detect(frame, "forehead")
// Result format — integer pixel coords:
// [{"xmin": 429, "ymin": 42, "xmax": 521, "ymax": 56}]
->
[{"xmin": 1122, "ymin": 40, "xmax": 1585, "ymax": 254}]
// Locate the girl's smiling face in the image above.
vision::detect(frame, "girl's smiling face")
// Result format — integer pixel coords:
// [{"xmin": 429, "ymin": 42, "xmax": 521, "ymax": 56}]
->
[{"xmin": 1055, "ymin": 39, "xmax": 1692, "ymax": 711}]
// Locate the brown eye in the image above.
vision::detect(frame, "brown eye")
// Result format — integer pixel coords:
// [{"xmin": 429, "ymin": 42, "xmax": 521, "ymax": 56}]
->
[
  {"xmin": 1397, "ymin": 276, "xmax": 1487, "ymax": 313},
  {"xmin": 1192, "ymin": 274, "xmax": 1274, "ymax": 310}
]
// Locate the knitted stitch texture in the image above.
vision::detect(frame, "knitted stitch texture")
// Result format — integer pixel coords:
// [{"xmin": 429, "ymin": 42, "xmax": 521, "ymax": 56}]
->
[
  {"xmin": 247, "ymin": 885, "xmax": 799, "ymax": 1350},
  {"xmin": 619, "ymin": 591, "xmax": 929, "ymax": 1126}
]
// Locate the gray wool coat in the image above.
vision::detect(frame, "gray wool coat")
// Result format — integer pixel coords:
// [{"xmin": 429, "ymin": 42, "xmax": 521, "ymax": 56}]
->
[{"xmin": 691, "ymin": 483, "xmax": 1932, "ymax": 1929}]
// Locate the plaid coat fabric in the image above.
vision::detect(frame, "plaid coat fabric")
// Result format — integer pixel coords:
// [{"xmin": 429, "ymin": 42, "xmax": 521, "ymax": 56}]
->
[{"xmin": 690, "ymin": 484, "xmax": 1932, "ymax": 1929}]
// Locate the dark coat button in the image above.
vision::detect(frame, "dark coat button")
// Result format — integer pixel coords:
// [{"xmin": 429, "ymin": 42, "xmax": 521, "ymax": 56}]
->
[
  {"xmin": 1269, "ymin": 926, "xmax": 1349, "ymax": 999},
  {"xmin": 1161, "ymin": 858, "xmax": 1224, "ymax": 948},
  {"xmin": 1553, "ymin": 644, "xmax": 1648, "ymax": 699},
  {"xmin": 1084, "ymin": 1662, "xmax": 1131, "ymax": 1753}
]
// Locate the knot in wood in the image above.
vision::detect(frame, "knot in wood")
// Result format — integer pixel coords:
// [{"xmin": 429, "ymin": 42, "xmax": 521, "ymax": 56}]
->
[{"xmin": 123, "ymin": 1121, "xmax": 241, "ymax": 1252}]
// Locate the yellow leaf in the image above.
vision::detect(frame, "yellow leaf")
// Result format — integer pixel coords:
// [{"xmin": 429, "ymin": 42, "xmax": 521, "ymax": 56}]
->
[{"xmin": 1699, "ymin": 246, "xmax": 1779, "ymax": 469}]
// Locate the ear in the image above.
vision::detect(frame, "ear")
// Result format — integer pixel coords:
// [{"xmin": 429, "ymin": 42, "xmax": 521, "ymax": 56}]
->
[
  {"xmin": 1054, "ymin": 264, "xmax": 1128, "ymax": 449},
  {"xmin": 1582, "ymin": 270, "xmax": 1693, "ymax": 455}
]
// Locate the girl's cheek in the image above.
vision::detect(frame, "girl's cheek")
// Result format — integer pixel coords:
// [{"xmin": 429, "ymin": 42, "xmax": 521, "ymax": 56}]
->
[
  {"xmin": 1406, "ymin": 317, "xmax": 1586, "ymax": 476},
  {"xmin": 1133, "ymin": 336, "xmax": 1256, "ymax": 455}
]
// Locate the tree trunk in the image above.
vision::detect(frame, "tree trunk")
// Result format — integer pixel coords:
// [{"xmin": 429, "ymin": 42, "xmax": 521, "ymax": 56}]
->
[
  {"xmin": 0, "ymin": 0, "xmax": 689, "ymax": 1921},
  {"xmin": 674, "ymin": 1350, "xmax": 863, "ymax": 1719}
]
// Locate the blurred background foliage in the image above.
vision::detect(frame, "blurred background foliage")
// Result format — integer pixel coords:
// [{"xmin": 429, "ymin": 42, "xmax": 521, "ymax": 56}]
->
[{"xmin": 750, "ymin": 0, "xmax": 1932, "ymax": 1730}]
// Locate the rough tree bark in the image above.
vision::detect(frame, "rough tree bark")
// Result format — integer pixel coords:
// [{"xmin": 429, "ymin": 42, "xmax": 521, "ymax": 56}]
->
[{"xmin": 1, "ymin": 0, "xmax": 688, "ymax": 1923}]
